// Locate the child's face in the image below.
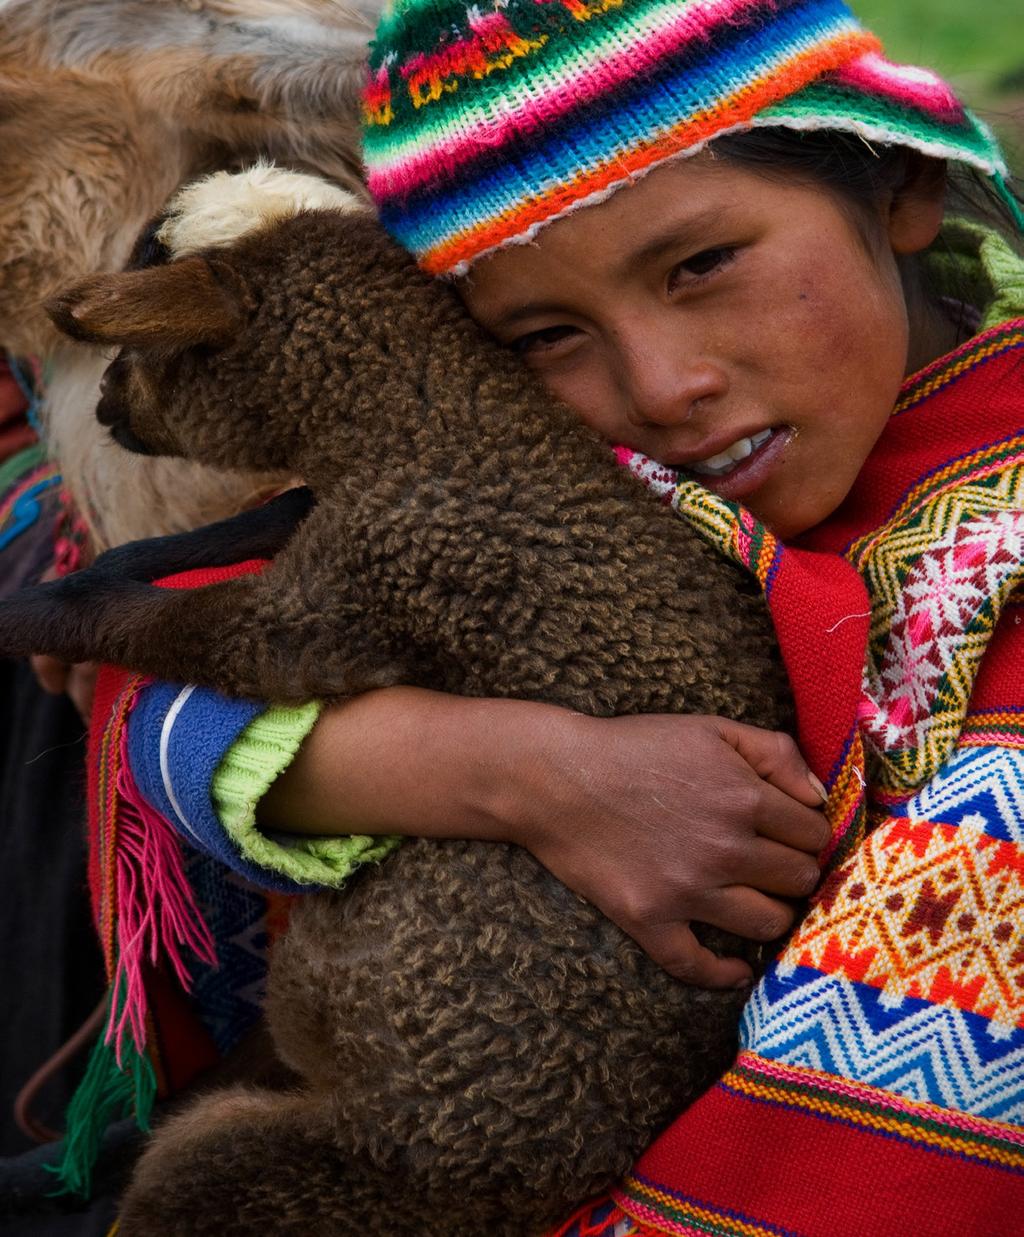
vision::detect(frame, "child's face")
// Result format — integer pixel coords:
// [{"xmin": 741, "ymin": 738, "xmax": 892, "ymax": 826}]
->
[{"xmin": 460, "ymin": 152, "xmax": 940, "ymax": 540}]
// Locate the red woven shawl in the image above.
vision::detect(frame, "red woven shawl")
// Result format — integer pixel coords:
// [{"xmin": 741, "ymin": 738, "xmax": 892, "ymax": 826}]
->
[{"xmin": 559, "ymin": 322, "xmax": 1024, "ymax": 1236}]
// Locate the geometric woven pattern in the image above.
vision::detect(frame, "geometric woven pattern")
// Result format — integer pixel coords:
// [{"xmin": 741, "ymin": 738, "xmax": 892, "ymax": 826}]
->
[
  {"xmin": 961, "ymin": 709, "xmax": 1024, "ymax": 752},
  {"xmin": 672, "ymin": 486, "xmax": 783, "ymax": 595},
  {"xmin": 738, "ymin": 725, "xmax": 1024, "ymax": 1123},
  {"xmin": 852, "ymin": 453, "xmax": 1024, "ymax": 794},
  {"xmin": 615, "ymin": 455, "xmax": 784, "ymax": 593},
  {"xmin": 615, "ymin": 453, "xmax": 793, "ymax": 599},
  {"xmin": 903, "ymin": 744, "xmax": 1024, "ymax": 844},
  {"xmin": 363, "ymin": 0, "xmax": 1007, "ymax": 274},
  {"xmin": 184, "ymin": 856, "xmax": 271, "ymax": 1054},
  {"xmin": 743, "ymin": 966, "xmax": 1024, "ymax": 1120},
  {"xmin": 778, "ymin": 797, "xmax": 1024, "ymax": 1034}
]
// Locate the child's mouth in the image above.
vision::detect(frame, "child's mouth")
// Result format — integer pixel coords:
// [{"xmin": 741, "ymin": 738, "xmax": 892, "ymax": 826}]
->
[
  {"xmin": 688, "ymin": 428, "xmax": 774, "ymax": 477},
  {"xmin": 678, "ymin": 426, "xmax": 794, "ymax": 500}
]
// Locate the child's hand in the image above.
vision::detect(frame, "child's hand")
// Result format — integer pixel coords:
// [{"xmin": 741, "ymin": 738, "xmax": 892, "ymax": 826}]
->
[
  {"xmin": 30, "ymin": 652, "xmax": 98, "ymax": 724},
  {"xmin": 26, "ymin": 565, "xmax": 98, "ymax": 724},
  {"xmin": 513, "ymin": 712, "xmax": 829, "ymax": 988},
  {"xmin": 261, "ymin": 689, "xmax": 827, "ymax": 987}
]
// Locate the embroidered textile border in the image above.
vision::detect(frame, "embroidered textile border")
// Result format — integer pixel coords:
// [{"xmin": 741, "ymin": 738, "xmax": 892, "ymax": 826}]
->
[
  {"xmin": 960, "ymin": 710, "xmax": 1024, "ymax": 750},
  {"xmin": 894, "ymin": 319, "xmax": 1024, "ymax": 417},
  {"xmin": 613, "ymin": 1176, "xmax": 797, "ymax": 1237},
  {"xmin": 719, "ymin": 1054, "xmax": 1024, "ymax": 1171}
]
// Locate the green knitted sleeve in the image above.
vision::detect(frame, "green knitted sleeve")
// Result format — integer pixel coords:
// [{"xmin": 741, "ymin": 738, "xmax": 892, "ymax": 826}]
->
[{"xmin": 211, "ymin": 702, "xmax": 402, "ymax": 887}]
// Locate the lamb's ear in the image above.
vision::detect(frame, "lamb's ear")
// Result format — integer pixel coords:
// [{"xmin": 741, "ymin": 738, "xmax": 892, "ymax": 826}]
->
[{"xmin": 45, "ymin": 257, "xmax": 248, "ymax": 350}]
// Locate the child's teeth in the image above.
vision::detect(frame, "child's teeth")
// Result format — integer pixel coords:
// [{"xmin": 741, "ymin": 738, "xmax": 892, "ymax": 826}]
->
[
  {"xmin": 689, "ymin": 430, "xmax": 772, "ymax": 477},
  {"xmin": 703, "ymin": 449, "xmax": 738, "ymax": 471}
]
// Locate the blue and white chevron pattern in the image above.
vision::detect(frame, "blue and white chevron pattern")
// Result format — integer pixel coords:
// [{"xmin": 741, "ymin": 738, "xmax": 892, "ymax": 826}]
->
[
  {"xmin": 742, "ymin": 966, "xmax": 1024, "ymax": 1124},
  {"xmin": 895, "ymin": 743, "xmax": 1024, "ymax": 845}
]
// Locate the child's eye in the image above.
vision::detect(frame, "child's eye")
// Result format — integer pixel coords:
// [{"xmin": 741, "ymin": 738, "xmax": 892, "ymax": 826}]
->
[
  {"xmin": 509, "ymin": 325, "xmax": 579, "ymax": 356},
  {"xmin": 668, "ymin": 246, "xmax": 736, "ymax": 292}
]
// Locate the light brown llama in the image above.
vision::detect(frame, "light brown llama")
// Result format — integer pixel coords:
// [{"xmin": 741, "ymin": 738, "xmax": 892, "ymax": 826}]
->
[
  {"xmin": 0, "ymin": 0, "xmax": 381, "ymax": 549},
  {"xmin": 0, "ymin": 169, "xmax": 798, "ymax": 1235}
]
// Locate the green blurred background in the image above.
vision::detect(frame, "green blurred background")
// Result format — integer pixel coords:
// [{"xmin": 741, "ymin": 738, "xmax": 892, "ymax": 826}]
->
[{"xmin": 853, "ymin": 0, "xmax": 1023, "ymax": 159}]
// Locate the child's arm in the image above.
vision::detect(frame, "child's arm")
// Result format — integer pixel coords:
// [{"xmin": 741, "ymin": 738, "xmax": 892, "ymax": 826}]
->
[{"xmin": 259, "ymin": 687, "xmax": 830, "ymax": 988}]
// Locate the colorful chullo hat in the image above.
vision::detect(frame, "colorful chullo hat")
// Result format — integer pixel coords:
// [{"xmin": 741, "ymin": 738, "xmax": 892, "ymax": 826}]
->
[{"xmin": 361, "ymin": 0, "xmax": 1014, "ymax": 276}]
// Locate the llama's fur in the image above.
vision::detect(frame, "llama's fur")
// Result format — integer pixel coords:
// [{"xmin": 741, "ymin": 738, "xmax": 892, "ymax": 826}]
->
[
  {"xmin": 0, "ymin": 170, "xmax": 794, "ymax": 1234},
  {"xmin": 0, "ymin": 0, "xmax": 380, "ymax": 548}
]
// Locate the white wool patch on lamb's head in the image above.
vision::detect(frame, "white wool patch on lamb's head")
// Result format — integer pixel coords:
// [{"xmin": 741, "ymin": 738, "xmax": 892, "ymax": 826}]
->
[{"xmin": 157, "ymin": 163, "xmax": 365, "ymax": 258}]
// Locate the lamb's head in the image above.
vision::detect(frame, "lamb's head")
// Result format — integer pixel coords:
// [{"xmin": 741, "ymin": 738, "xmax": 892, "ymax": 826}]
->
[{"xmin": 44, "ymin": 164, "xmax": 388, "ymax": 476}]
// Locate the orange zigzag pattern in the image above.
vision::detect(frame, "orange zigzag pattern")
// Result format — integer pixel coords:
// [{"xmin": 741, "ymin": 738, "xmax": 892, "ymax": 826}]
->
[{"xmin": 789, "ymin": 813, "xmax": 1024, "ymax": 1029}]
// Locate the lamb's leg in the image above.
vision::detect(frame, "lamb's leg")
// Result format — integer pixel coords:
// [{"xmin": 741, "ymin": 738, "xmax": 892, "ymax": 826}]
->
[
  {"xmin": 117, "ymin": 1087, "xmax": 509, "ymax": 1237},
  {"xmin": 0, "ymin": 564, "xmax": 406, "ymax": 702},
  {"xmin": 90, "ymin": 486, "xmax": 315, "ymax": 581},
  {"xmin": 0, "ymin": 486, "xmax": 314, "ymax": 671},
  {"xmin": 0, "ymin": 569, "xmax": 248, "ymax": 678}
]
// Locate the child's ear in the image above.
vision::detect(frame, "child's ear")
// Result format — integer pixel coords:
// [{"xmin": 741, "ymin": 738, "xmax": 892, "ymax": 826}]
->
[
  {"xmin": 887, "ymin": 154, "xmax": 947, "ymax": 256},
  {"xmin": 45, "ymin": 257, "xmax": 248, "ymax": 350}
]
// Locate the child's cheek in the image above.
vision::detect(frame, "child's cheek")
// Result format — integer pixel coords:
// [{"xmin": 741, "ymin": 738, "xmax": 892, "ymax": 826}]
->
[
  {"xmin": 769, "ymin": 250, "xmax": 906, "ymax": 406},
  {"xmin": 748, "ymin": 273, "xmax": 853, "ymax": 397}
]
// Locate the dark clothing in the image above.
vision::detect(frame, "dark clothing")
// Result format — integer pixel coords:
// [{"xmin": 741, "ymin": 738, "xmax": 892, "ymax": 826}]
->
[{"xmin": 0, "ymin": 376, "xmax": 115, "ymax": 1231}]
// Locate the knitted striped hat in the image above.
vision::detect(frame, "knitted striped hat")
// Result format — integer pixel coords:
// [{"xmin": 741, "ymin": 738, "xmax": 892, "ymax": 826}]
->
[{"xmin": 361, "ymin": 0, "xmax": 1013, "ymax": 276}]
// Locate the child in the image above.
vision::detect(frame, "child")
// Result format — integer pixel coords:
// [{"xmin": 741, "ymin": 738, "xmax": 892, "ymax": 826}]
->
[{"xmin": 71, "ymin": 0, "xmax": 1024, "ymax": 1229}]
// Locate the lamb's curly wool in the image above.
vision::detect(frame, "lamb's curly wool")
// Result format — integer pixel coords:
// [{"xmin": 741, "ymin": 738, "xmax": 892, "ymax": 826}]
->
[{"xmin": 2, "ymin": 199, "xmax": 793, "ymax": 1234}]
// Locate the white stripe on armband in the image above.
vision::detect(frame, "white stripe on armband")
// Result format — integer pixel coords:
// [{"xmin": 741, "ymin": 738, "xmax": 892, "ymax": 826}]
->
[{"xmin": 159, "ymin": 684, "xmax": 200, "ymax": 841}]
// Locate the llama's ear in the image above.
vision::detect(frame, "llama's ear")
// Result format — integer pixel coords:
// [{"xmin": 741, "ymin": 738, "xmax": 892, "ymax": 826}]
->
[{"xmin": 45, "ymin": 258, "xmax": 248, "ymax": 350}]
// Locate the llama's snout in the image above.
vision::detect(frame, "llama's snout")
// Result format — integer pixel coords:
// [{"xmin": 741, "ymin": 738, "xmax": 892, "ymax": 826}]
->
[
  {"xmin": 108, "ymin": 420, "xmax": 157, "ymax": 456},
  {"xmin": 96, "ymin": 359, "xmax": 157, "ymax": 455}
]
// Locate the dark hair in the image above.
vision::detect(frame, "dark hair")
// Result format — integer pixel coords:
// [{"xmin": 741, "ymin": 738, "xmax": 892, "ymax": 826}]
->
[{"xmin": 710, "ymin": 126, "xmax": 1023, "ymax": 251}]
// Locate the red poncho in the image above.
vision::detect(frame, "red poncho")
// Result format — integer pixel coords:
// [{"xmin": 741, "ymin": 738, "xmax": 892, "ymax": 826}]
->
[{"xmin": 557, "ymin": 323, "xmax": 1024, "ymax": 1236}]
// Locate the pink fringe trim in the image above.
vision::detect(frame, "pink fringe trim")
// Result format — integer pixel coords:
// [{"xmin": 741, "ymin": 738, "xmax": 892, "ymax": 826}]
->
[{"xmin": 104, "ymin": 701, "xmax": 218, "ymax": 1062}]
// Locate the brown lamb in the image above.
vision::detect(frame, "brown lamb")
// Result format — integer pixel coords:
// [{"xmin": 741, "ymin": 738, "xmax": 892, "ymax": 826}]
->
[{"xmin": 0, "ymin": 169, "xmax": 794, "ymax": 1235}]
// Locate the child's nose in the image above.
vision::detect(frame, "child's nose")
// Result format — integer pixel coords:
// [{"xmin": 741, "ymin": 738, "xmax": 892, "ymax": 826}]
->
[{"xmin": 622, "ymin": 351, "xmax": 728, "ymax": 430}]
